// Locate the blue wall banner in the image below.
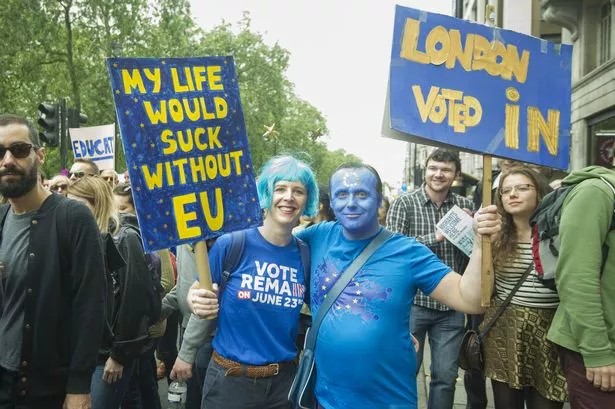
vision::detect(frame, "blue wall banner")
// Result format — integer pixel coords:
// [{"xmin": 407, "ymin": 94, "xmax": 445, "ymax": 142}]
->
[
  {"xmin": 107, "ymin": 56, "xmax": 262, "ymax": 252},
  {"xmin": 387, "ymin": 5, "xmax": 572, "ymax": 170}
]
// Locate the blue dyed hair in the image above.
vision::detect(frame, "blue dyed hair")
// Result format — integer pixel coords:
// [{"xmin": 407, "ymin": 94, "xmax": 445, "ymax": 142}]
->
[{"xmin": 257, "ymin": 155, "xmax": 319, "ymax": 217}]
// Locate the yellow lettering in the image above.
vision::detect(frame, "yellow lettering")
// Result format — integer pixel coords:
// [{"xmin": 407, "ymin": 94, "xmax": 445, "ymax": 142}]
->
[
  {"xmin": 217, "ymin": 153, "xmax": 232, "ymax": 177},
  {"xmin": 412, "ymin": 85, "xmax": 440, "ymax": 122},
  {"xmin": 461, "ymin": 96, "xmax": 482, "ymax": 130},
  {"xmin": 425, "ymin": 26, "xmax": 450, "ymax": 65},
  {"xmin": 194, "ymin": 128, "xmax": 207, "ymax": 150},
  {"xmin": 199, "ymin": 97, "xmax": 215, "ymax": 120},
  {"xmin": 213, "ymin": 97, "xmax": 228, "ymax": 119},
  {"xmin": 400, "ymin": 18, "xmax": 429, "ymax": 64},
  {"xmin": 207, "ymin": 126, "xmax": 222, "ymax": 149},
  {"xmin": 165, "ymin": 161, "xmax": 175, "ymax": 186},
  {"xmin": 171, "ymin": 68, "xmax": 189, "ymax": 93},
  {"xmin": 144, "ymin": 101, "xmax": 167, "ymax": 125},
  {"xmin": 503, "ymin": 44, "xmax": 530, "ymax": 84},
  {"xmin": 184, "ymin": 66, "xmax": 195, "ymax": 91},
  {"xmin": 143, "ymin": 68, "xmax": 161, "ymax": 93},
  {"xmin": 177, "ymin": 129, "xmax": 193, "ymax": 153},
  {"xmin": 229, "ymin": 151, "xmax": 244, "ymax": 175},
  {"xmin": 485, "ymin": 41, "xmax": 507, "ymax": 77},
  {"xmin": 161, "ymin": 129, "xmax": 177, "ymax": 155},
  {"xmin": 193, "ymin": 66, "xmax": 207, "ymax": 91},
  {"xmin": 205, "ymin": 155, "xmax": 217, "ymax": 180},
  {"xmin": 428, "ymin": 95, "xmax": 447, "ymax": 124},
  {"xmin": 199, "ymin": 188, "xmax": 224, "ymax": 231},
  {"xmin": 207, "ymin": 66, "xmax": 224, "ymax": 91},
  {"xmin": 142, "ymin": 163, "xmax": 164, "ymax": 190},
  {"xmin": 527, "ymin": 107, "xmax": 560, "ymax": 155},
  {"xmin": 183, "ymin": 98, "xmax": 201, "ymax": 121},
  {"xmin": 173, "ymin": 194, "xmax": 201, "ymax": 239},
  {"xmin": 471, "ymin": 35, "xmax": 491, "ymax": 73},
  {"xmin": 121, "ymin": 69, "xmax": 146, "ymax": 94},
  {"xmin": 173, "ymin": 158, "xmax": 188, "ymax": 184},
  {"xmin": 446, "ymin": 31, "xmax": 473, "ymax": 71},
  {"xmin": 168, "ymin": 99, "xmax": 184, "ymax": 123},
  {"xmin": 505, "ymin": 88, "xmax": 521, "ymax": 149},
  {"xmin": 190, "ymin": 156, "xmax": 206, "ymax": 182}
]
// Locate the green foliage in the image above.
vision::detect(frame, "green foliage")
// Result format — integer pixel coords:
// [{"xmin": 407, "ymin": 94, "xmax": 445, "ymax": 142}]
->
[{"xmin": 0, "ymin": 1, "xmax": 360, "ymax": 179}]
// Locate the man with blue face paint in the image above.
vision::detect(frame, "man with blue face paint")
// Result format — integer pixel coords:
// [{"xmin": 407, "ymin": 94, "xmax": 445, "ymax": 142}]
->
[{"xmin": 189, "ymin": 162, "xmax": 501, "ymax": 409}]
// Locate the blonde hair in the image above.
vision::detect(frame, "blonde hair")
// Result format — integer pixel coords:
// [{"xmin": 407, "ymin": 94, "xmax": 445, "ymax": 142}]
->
[{"xmin": 68, "ymin": 176, "xmax": 119, "ymax": 234}]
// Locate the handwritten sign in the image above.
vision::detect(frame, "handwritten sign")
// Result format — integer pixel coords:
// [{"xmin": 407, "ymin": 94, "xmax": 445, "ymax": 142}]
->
[
  {"xmin": 69, "ymin": 124, "xmax": 115, "ymax": 170},
  {"xmin": 387, "ymin": 6, "xmax": 572, "ymax": 169},
  {"xmin": 107, "ymin": 57, "xmax": 262, "ymax": 252}
]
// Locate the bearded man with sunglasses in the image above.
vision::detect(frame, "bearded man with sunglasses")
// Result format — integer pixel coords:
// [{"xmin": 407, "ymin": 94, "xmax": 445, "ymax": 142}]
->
[{"xmin": 0, "ymin": 115, "xmax": 106, "ymax": 409}]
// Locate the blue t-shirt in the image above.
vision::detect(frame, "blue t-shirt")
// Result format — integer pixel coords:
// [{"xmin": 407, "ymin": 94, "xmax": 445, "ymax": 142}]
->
[
  {"xmin": 296, "ymin": 222, "xmax": 451, "ymax": 409},
  {"xmin": 211, "ymin": 227, "xmax": 307, "ymax": 365}
]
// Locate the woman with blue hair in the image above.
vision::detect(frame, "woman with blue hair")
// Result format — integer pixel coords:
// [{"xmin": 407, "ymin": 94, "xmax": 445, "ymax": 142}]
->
[{"xmin": 198, "ymin": 155, "xmax": 318, "ymax": 409}]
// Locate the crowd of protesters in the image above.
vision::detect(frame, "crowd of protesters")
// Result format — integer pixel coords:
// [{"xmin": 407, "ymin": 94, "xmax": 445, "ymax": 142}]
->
[{"xmin": 0, "ymin": 112, "xmax": 613, "ymax": 409}]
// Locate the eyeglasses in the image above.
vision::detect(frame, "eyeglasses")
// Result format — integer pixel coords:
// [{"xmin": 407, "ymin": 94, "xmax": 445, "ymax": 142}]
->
[
  {"xmin": 50, "ymin": 183, "xmax": 69, "ymax": 192},
  {"xmin": 69, "ymin": 171, "xmax": 95, "ymax": 179},
  {"xmin": 0, "ymin": 142, "xmax": 37, "ymax": 159},
  {"xmin": 500, "ymin": 184, "xmax": 535, "ymax": 197}
]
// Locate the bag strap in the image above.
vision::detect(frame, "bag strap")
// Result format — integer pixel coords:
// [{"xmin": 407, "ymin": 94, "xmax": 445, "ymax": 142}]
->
[
  {"xmin": 479, "ymin": 262, "xmax": 534, "ymax": 338},
  {"xmin": 305, "ymin": 228, "xmax": 393, "ymax": 350}
]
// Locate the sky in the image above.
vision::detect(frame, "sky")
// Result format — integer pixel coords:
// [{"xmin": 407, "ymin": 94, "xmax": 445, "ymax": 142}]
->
[{"xmin": 188, "ymin": 0, "xmax": 454, "ymax": 187}]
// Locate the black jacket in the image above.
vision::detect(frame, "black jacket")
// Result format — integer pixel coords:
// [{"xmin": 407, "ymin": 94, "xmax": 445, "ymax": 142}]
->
[
  {"xmin": 102, "ymin": 214, "xmax": 153, "ymax": 364},
  {"xmin": 0, "ymin": 194, "xmax": 105, "ymax": 400}
]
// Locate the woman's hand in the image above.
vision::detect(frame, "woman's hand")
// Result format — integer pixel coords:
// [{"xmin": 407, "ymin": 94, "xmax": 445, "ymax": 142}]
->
[{"xmin": 187, "ymin": 281, "xmax": 220, "ymax": 319}]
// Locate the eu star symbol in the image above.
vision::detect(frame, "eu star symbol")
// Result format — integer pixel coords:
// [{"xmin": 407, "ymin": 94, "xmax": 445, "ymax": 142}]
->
[{"xmin": 342, "ymin": 171, "xmax": 360, "ymax": 188}]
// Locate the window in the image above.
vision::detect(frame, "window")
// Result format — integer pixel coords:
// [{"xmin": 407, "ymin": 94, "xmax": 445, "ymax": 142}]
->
[{"xmin": 600, "ymin": 2, "xmax": 612, "ymax": 64}]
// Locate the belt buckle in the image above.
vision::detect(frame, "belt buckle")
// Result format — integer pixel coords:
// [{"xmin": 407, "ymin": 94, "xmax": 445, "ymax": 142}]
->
[{"xmin": 268, "ymin": 363, "xmax": 279, "ymax": 376}]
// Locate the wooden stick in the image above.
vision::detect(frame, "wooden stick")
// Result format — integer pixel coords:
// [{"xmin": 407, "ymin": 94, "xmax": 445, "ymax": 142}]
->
[
  {"xmin": 194, "ymin": 240, "xmax": 213, "ymax": 291},
  {"xmin": 481, "ymin": 155, "xmax": 493, "ymax": 307}
]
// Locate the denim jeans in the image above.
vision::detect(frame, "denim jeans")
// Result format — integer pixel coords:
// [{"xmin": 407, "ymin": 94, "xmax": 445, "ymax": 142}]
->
[
  {"xmin": 201, "ymin": 358, "xmax": 295, "ymax": 409},
  {"xmin": 90, "ymin": 360, "xmax": 135, "ymax": 409},
  {"xmin": 186, "ymin": 339, "xmax": 213, "ymax": 409},
  {"xmin": 464, "ymin": 314, "xmax": 488, "ymax": 409},
  {"xmin": 412, "ymin": 305, "xmax": 465, "ymax": 409}
]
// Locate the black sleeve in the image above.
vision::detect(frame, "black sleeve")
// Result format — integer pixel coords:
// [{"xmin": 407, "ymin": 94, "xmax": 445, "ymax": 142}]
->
[
  {"xmin": 65, "ymin": 201, "xmax": 106, "ymax": 394},
  {"xmin": 110, "ymin": 229, "xmax": 151, "ymax": 365}
]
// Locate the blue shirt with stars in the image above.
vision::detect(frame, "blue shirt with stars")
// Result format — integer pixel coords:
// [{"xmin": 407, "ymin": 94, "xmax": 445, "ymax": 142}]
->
[{"xmin": 296, "ymin": 222, "xmax": 451, "ymax": 409}]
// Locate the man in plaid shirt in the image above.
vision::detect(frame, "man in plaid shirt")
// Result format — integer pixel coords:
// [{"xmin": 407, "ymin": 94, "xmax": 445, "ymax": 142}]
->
[{"xmin": 387, "ymin": 148, "xmax": 475, "ymax": 409}]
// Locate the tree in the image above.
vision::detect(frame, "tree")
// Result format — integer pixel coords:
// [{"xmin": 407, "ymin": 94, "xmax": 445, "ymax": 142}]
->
[{"xmin": 0, "ymin": 2, "xmax": 359, "ymax": 179}]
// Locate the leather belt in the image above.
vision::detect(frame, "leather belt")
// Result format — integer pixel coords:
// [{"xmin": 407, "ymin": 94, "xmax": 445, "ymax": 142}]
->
[{"xmin": 212, "ymin": 351, "xmax": 288, "ymax": 378}]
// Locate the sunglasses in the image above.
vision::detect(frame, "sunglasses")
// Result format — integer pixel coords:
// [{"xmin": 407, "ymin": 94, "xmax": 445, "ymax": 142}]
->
[
  {"xmin": 50, "ymin": 183, "xmax": 69, "ymax": 192},
  {"xmin": 0, "ymin": 142, "xmax": 37, "ymax": 159},
  {"xmin": 69, "ymin": 171, "xmax": 95, "ymax": 179}
]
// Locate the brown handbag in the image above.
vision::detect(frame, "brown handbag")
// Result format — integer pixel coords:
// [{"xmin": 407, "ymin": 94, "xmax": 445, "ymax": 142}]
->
[{"xmin": 458, "ymin": 263, "xmax": 534, "ymax": 372}]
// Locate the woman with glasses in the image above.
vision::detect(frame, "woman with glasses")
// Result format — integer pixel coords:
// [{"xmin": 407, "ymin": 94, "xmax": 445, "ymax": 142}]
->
[
  {"xmin": 48, "ymin": 174, "xmax": 70, "ymax": 197},
  {"xmin": 482, "ymin": 166, "xmax": 567, "ymax": 408}
]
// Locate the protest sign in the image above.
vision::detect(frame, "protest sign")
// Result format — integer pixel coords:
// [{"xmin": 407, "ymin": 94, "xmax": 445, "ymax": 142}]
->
[
  {"xmin": 69, "ymin": 124, "xmax": 116, "ymax": 171},
  {"xmin": 107, "ymin": 57, "xmax": 262, "ymax": 252},
  {"xmin": 386, "ymin": 6, "xmax": 573, "ymax": 170}
]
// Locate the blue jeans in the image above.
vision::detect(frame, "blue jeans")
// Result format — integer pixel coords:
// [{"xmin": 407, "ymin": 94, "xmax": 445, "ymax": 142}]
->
[
  {"xmin": 202, "ymin": 359, "xmax": 295, "ymax": 409},
  {"xmin": 412, "ymin": 305, "xmax": 465, "ymax": 409},
  {"xmin": 90, "ymin": 360, "xmax": 135, "ymax": 409}
]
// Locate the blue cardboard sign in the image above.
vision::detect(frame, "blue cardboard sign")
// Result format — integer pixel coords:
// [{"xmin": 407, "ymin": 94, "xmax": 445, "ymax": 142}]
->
[
  {"xmin": 388, "ymin": 6, "xmax": 572, "ymax": 169},
  {"xmin": 107, "ymin": 57, "xmax": 262, "ymax": 252}
]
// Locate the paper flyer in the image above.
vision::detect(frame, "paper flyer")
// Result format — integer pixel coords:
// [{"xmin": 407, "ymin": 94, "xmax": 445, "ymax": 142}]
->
[{"xmin": 436, "ymin": 205, "xmax": 475, "ymax": 256}]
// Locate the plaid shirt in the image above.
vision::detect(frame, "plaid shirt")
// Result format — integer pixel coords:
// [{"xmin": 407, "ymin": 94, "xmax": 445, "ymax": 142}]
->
[{"xmin": 386, "ymin": 185, "xmax": 475, "ymax": 311}]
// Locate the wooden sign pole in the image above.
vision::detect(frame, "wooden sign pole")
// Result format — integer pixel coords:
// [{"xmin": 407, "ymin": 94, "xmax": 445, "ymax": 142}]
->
[
  {"xmin": 193, "ymin": 240, "xmax": 213, "ymax": 291},
  {"xmin": 481, "ymin": 155, "xmax": 493, "ymax": 307}
]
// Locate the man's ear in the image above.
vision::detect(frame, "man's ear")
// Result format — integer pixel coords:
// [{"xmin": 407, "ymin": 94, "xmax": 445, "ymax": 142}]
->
[{"xmin": 36, "ymin": 147, "xmax": 46, "ymax": 166}]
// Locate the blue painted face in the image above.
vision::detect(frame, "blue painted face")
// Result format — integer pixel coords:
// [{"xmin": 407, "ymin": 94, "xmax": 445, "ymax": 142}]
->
[{"xmin": 330, "ymin": 168, "xmax": 381, "ymax": 239}]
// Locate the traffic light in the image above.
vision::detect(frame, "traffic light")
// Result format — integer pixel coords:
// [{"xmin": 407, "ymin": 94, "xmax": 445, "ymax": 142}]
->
[
  {"xmin": 37, "ymin": 102, "xmax": 60, "ymax": 147},
  {"xmin": 67, "ymin": 108, "xmax": 88, "ymax": 128}
]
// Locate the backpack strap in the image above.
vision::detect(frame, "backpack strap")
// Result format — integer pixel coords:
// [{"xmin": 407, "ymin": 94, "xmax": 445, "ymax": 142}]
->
[
  {"xmin": 220, "ymin": 230, "xmax": 246, "ymax": 292},
  {"xmin": 295, "ymin": 237, "xmax": 311, "ymax": 305}
]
